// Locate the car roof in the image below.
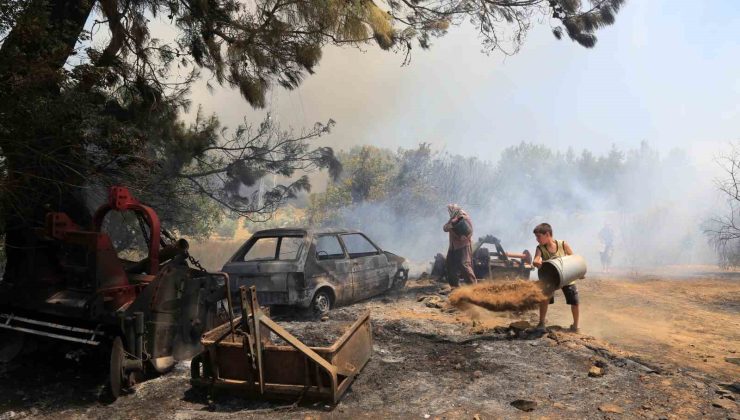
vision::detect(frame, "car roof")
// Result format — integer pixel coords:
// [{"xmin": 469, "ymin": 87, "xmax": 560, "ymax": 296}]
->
[{"xmin": 250, "ymin": 227, "xmax": 362, "ymax": 237}]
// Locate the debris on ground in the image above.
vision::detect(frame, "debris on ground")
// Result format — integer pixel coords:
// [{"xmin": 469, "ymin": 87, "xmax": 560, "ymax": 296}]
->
[
  {"xmin": 271, "ymin": 318, "xmax": 355, "ymax": 347},
  {"xmin": 418, "ymin": 295, "xmax": 446, "ymax": 309},
  {"xmin": 589, "ymin": 359, "xmax": 607, "ymax": 377},
  {"xmin": 508, "ymin": 320, "xmax": 532, "ymax": 332},
  {"xmin": 712, "ymin": 398, "xmax": 738, "ymax": 410},
  {"xmin": 510, "ymin": 399, "xmax": 537, "ymax": 412},
  {"xmin": 589, "ymin": 365, "xmax": 605, "ymax": 377},
  {"xmin": 598, "ymin": 403, "xmax": 624, "ymax": 414}
]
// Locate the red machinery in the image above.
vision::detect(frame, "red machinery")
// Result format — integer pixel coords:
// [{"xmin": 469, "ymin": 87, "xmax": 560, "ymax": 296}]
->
[{"xmin": 0, "ymin": 186, "xmax": 225, "ymax": 398}]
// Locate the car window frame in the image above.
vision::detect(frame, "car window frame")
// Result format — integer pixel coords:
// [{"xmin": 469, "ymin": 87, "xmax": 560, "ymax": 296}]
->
[
  {"xmin": 237, "ymin": 235, "xmax": 305, "ymax": 262},
  {"xmin": 314, "ymin": 234, "xmax": 348, "ymax": 261},
  {"xmin": 338, "ymin": 233, "xmax": 381, "ymax": 259},
  {"xmin": 276, "ymin": 236, "xmax": 306, "ymax": 261}
]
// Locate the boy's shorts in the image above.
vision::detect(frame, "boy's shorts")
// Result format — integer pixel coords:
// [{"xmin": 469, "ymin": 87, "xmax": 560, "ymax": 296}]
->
[{"xmin": 549, "ymin": 284, "xmax": 579, "ymax": 305}]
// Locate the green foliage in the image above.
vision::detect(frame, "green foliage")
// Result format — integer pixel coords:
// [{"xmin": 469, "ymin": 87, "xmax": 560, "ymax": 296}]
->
[
  {"xmin": 309, "ymin": 141, "xmax": 666, "ymax": 229},
  {"xmin": 308, "ymin": 183, "xmax": 353, "ymax": 226},
  {"xmin": 341, "ymin": 146, "xmax": 397, "ymax": 202},
  {"xmin": 214, "ymin": 217, "xmax": 238, "ymax": 238},
  {"xmin": 243, "ymin": 204, "xmax": 307, "ymax": 231},
  {"xmin": 0, "ymin": 0, "xmax": 625, "ymax": 256},
  {"xmin": 307, "ymin": 143, "xmax": 499, "ymax": 226}
]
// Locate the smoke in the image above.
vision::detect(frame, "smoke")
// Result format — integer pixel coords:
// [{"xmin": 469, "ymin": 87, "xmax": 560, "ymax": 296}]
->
[{"xmin": 315, "ymin": 141, "xmax": 716, "ymax": 272}]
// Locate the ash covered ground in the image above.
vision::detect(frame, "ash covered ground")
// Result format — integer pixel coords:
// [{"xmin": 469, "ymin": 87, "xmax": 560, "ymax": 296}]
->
[{"xmin": 1, "ymin": 271, "xmax": 739, "ymax": 419}]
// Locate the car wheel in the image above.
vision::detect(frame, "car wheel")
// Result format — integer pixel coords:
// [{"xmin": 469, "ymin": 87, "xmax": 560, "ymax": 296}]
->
[
  {"xmin": 393, "ymin": 269, "xmax": 409, "ymax": 289},
  {"xmin": 311, "ymin": 290, "xmax": 332, "ymax": 317}
]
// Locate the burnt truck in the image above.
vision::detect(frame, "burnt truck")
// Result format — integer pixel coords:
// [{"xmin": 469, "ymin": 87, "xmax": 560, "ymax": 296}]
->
[
  {"xmin": 431, "ymin": 235, "xmax": 533, "ymax": 281},
  {"xmin": 221, "ymin": 228, "xmax": 409, "ymax": 315}
]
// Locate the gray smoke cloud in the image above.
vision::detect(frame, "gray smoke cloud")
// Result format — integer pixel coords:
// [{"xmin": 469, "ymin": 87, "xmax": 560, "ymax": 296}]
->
[{"xmin": 321, "ymin": 142, "xmax": 716, "ymax": 273}]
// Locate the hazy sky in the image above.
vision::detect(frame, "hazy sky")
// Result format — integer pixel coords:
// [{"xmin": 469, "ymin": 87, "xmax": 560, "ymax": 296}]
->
[{"xmin": 185, "ymin": 0, "xmax": 739, "ymax": 168}]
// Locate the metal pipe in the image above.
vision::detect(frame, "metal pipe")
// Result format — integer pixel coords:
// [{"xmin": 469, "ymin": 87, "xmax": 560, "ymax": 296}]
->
[
  {"xmin": 134, "ymin": 311, "xmax": 144, "ymax": 359},
  {"xmin": 0, "ymin": 313, "xmax": 104, "ymax": 335},
  {"xmin": 0, "ymin": 323, "xmax": 100, "ymax": 345},
  {"xmin": 125, "ymin": 316, "xmax": 136, "ymax": 360}
]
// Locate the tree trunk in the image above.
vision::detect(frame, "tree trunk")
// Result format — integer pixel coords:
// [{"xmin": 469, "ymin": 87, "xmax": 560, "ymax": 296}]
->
[{"xmin": 0, "ymin": 0, "xmax": 96, "ymax": 284}]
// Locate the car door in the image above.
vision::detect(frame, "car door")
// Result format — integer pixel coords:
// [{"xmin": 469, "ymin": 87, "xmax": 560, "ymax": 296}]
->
[
  {"xmin": 339, "ymin": 233, "xmax": 390, "ymax": 299},
  {"xmin": 311, "ymin": 234, "xmax": 352, "ymax": 303},
  {"xmin": 222, "ymin": 235, "xmax": 307, "ymax": 305}
]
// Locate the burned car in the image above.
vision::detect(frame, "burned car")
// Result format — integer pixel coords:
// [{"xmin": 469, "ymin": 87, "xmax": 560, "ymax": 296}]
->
[{"xmin": 221, "ymin": 228, "xmax": 409, "ymax": 315}]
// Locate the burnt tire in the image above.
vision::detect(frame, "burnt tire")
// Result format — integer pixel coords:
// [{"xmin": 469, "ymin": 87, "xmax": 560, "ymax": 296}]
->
[
  {"xmin": 474, "ymin": 247, "xmax": 491, "ymax": 279},
  {"xmin": 393, "ymin": 269, "xmax": 409, "ymax": 289},
  {"xmin": 311, "ymin": 289, "xmax": 332, "ymax": 317},
  {"xmin": 109, "ymin": 337, "xmax": 125, "ymax": 400}
]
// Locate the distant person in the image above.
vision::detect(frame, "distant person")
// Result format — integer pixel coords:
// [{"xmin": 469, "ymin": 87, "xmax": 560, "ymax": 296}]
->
[
  {"xmin": 598, "ymin": 223, "xmax": 615, "ymax": 272},
  {"xmin": 443, "ymin": 204, "xmax": 477, "ymax": 287},
  {"xmin": 532, "ymin": 223, "xmax": 580, "ymax": 332}
]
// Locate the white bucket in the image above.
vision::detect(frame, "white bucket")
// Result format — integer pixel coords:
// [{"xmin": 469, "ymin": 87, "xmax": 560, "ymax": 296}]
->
[{"xmin": 538, "ymin": 255, "xmax": 587, "ymax": 289}]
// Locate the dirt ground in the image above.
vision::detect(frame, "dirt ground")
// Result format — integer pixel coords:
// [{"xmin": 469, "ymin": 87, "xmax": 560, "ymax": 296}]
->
[{"xmin": 1, "ymin": 267, "xmax": 738, "ymax": 419}]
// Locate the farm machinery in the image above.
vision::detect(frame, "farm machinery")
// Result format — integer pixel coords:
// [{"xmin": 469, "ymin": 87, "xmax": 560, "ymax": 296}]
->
[
  {"xmin": 0, "ymin": 186, "xmax": 225, "ymax": 398},
  {"xmin": 432, "ymin": 235, "xmax": 533, "ymax": 281}
]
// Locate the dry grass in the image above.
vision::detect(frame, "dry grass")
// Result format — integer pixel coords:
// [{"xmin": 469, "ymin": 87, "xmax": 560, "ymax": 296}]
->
[{"xmin": 449, "ymin": 280, "xmax": 554, "ymax": 312}]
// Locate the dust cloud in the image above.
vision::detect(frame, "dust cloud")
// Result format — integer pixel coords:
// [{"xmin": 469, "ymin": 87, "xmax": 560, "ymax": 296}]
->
[{"xmin": 449, "ymin": 280, "xmax": 553, "ymax": 312}]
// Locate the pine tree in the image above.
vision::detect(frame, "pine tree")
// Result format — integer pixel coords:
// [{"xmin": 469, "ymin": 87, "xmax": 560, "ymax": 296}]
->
[{"xmin": 0, "ymin": 0, "xmax": 625, "ymax": 281}]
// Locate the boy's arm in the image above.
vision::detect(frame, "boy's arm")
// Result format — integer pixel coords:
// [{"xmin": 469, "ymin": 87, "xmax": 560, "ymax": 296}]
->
[
  {"xmin": 533, "ymin": 247, "xmax": 543, "ymax": 268},
  {"xmin": 563, "ymin": 241, "xmax": 574, "ymax": 256}
]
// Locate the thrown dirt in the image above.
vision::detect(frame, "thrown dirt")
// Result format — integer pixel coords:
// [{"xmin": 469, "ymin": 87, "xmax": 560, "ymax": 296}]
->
[{"xmin": 449, "ymin": 280, "xmax": 553, "ymax": 312}]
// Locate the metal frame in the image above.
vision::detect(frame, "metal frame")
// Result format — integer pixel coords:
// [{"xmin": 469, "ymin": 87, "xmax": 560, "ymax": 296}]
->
[
  {"xmin": 191, "ymin": 285, "xmax": 372, "ymax": 403},
  {"xmin": 92, "ymin": 185, "xmax": 162, "ymax": 275},
  {"xmin": 0, "ymin": 313, "xmax": 104, "ymax": 345}
]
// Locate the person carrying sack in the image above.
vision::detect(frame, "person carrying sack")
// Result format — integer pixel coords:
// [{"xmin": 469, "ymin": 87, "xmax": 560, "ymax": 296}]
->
[{"xmin": 443, "ymin": 204, "xmax": 477, "ymax": 287}]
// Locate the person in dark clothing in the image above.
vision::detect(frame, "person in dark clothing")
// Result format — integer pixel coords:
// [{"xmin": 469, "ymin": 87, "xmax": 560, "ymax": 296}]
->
[
  {"xmin": 598, "ymin": 223, "xmax": 615, "ymax": 272},
  {"xmin": 443, "ymin": 204, "xmax": 477, "ymax": 287}
]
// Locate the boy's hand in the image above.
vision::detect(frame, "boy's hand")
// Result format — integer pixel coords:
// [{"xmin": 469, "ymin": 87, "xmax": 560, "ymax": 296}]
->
[{"xmin": 533, "ymin": 247, "xmax": 543, "ymax": 268}]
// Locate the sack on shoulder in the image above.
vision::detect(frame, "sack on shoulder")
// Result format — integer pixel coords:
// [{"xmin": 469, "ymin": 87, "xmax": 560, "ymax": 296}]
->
[{"xmin": 452, "ymin": 218, "xmax": 472, "ymax": 236}]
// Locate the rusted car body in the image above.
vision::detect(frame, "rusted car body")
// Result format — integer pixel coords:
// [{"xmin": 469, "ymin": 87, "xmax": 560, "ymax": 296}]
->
[{"xmin": 221, "ymin": 228, "xmax": 409, "ymax": 314}]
